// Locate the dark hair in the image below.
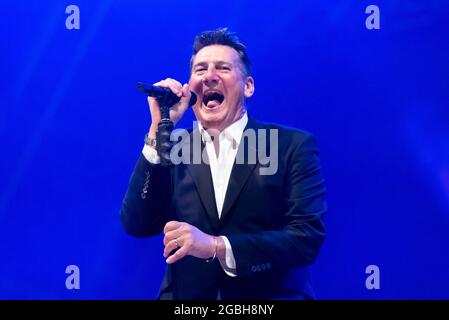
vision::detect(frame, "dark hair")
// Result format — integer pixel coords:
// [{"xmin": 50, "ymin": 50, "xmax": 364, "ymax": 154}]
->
[{"xmin": 190, "ymin": 27, "xmax": 252, "ymax": 76}]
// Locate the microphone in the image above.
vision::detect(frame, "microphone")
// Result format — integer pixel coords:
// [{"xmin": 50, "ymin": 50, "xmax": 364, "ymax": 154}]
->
[{"xmin": 136, "ymin": 82, "xmax": 197, "ymax": 106}]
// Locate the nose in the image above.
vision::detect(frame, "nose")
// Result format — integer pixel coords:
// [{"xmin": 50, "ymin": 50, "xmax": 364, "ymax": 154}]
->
[{"xmin": 202, "ymin": 67, "xmax": 219, "ymax": 86}]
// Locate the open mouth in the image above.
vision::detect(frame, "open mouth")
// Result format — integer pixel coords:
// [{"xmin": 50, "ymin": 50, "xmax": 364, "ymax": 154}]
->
[{"xmin": 202, "ymin": 90, "xmax": 224, "ymax": 108}]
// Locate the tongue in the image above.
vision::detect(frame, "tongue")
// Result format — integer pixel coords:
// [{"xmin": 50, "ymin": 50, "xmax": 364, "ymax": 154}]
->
[{"xmin": 206, "ymin": 100, "xmax": 221, "ymax": 108}]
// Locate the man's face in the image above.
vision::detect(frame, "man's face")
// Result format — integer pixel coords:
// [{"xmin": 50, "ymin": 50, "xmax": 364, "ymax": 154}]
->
[{"xmin": 189, "ymin": 45, "xmax": 254, "ymax": 131}]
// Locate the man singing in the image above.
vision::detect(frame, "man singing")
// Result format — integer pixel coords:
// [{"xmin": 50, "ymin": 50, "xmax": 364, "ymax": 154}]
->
[{"xmin": 120, "ymin": 28, "xmax": 327, "ymax": 300}]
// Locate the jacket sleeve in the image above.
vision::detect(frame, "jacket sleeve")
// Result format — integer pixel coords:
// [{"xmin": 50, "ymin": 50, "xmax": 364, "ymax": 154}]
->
[
  {"xmin": 227, "ymin": 133, "xmax": 327, "ymax": 276},
  {"xmin": 120, "ymin": 154, "xmax": 172, "ymax": 237}
]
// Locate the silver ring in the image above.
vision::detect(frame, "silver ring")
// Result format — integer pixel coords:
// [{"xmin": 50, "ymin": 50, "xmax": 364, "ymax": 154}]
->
[{"xmin": 174, "ymin": 239, "xmax": 179, "ymax": 248}]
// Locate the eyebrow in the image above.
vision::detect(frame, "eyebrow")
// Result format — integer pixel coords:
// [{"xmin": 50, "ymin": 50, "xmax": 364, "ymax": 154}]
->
[{"xmin": 192, "ymin": 60, "xmax": 232, "ymax": 68}]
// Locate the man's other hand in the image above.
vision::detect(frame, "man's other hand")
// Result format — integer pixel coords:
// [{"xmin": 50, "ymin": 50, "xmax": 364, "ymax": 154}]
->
[{"xmin": 163, "ymin": 221, "xmax": 215, "ymax": 264}]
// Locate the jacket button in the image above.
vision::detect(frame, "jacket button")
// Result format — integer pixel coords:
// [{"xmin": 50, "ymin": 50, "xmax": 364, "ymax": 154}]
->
[{"xmin": 141, "ymin": 193, "xmax": 146, "ymax": 199}]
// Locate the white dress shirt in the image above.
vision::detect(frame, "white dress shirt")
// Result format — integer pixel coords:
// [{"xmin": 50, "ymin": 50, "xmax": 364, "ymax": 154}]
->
[{"xmin": 142, "ymin": 113, "xmax": 248, "ymax": 277}]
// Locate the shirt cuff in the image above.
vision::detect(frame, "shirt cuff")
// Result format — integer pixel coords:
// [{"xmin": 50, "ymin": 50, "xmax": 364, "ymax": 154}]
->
[
  {"xmin": 221, "ymin": 236, "xmax": 237, "ymax": 277},
  {"xmin": 142, "ymin": 145, "xmax": 160, "ymax": 164}
]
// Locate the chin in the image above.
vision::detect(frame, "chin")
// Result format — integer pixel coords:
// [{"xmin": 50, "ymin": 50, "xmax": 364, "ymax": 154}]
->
[
  {"xmin": 201, "ymin": 116, "xmax": 223, "ymax": 129},
  {"xmin": 199, "ymin": 108, "xmax": 224, "ymax": 123}
]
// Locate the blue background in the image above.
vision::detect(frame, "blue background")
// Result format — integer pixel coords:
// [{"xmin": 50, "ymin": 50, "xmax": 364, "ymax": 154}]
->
[{"xmin": 1, "ymin": 0, "xmax": 448, "ymax": 299}]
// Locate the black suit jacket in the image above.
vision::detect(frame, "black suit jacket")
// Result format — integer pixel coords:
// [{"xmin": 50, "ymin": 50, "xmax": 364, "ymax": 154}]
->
[{"xmin": 120, "ymin": 117, "xmax": 327, "ymax": 299}]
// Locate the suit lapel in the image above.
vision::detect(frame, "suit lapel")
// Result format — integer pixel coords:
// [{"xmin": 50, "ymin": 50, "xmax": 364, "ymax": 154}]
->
[
  {"xmin": 185, "ymin": 128, "xmax": 220, "ymax": 230},
  {"xmin": 219, "ymin": 118, "xmax": 259, "ymax": 225}
]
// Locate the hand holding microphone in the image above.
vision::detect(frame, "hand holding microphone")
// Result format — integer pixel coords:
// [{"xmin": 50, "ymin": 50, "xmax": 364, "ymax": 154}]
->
[
  {"xmin": 137, "ymin": 81, "xmax": 197, "ymax": 107},
  {"xmin": 137, "ymin": 78, "xmax": 197, "ymax": 166},
  {"xmin": 137, "ymin": 79, "xmax": 197, "ymax": 132}
]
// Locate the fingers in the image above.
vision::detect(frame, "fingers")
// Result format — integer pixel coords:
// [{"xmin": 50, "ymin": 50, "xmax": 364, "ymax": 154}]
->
[
  {"xmin": 153, "ymin": 78, "xmax": 183, "ymax": 97},
  {"xmin": 166, "ymin": 242, "xmax": 189, "ymax": 264},
  {"xmin": 148, "ymin": 78, "xmax": 183, "ymax": 110},
  {"xmin": 181, "ymin": 83, "xmax": 191, "ymax": 100},
  {"xmin": 164, "ymin": 220, "xmax": 182, "ymax": 233},
  {"xmin": 147, "ymin": 79, "xmax": 191, "ymax": 126},
  {"xmin": 163, "ymin": 238, "xmax": 181, "ymax": 258},
  {"xmin": 163, "ymin": 228, "xmax": 183, "ymax": 246},
  {"xmin": 163, "ymin": 221, "xmax": 208, "ymax": 264},
  {"xmin": 163, "ymin": 221, "xmax": 183, "ymax": 257},
  {"xmin": 163, "ymin": 221, "xmax": 189, "ymax": 261},
  {"xmin": 174, "ymin": 83, "xmax": 191, "ymax": 109}
]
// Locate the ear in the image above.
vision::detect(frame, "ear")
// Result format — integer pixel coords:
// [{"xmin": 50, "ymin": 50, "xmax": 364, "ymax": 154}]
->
[{"xmin": 244, "ymin": 76, "xmax": 255, "ymax": 98}]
